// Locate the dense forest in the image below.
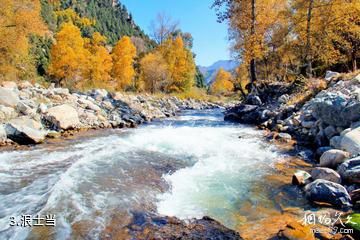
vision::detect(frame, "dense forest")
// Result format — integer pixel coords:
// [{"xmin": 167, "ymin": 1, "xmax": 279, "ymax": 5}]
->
[
  {"xmin": 0, "ymin": 0, "xmax": 207, "ymax": 95},
  {"xmin": 213, "ymin": 0, "xmax": 360, "ymax": 93}
]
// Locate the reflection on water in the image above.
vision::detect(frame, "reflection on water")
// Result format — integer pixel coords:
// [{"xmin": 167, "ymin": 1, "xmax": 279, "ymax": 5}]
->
[{"xmin": 0, "ymin": 110, "xmax": 281, "ymax": 239}]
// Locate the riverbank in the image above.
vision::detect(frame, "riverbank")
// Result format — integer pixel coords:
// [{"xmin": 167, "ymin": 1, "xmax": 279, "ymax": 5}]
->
[
  {"xmin": 0, "ymin": 81, "xmax": 224, "ymax": 147},
  {"xmin": 225, "ymin": 72, "xmax": 360, "ymax": 238}
]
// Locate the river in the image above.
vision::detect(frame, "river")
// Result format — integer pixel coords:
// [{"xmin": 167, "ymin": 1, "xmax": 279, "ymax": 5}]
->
[{"xmin": 0, "ymin": 109, "xmax": 283, "ymax": 239}]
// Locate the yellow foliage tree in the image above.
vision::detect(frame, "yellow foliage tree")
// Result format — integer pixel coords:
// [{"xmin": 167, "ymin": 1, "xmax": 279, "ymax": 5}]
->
[
  {"xmin": 0, "ymin": 0, "xmax": 46, "ymax": 80},
  {"xmin": 48, "ymin": 22, "xmax": 89, "ymax": 87},
  {"xmin": 292, "ymin": 0, "xmax": 360, "ymax": 73},
  {"xmin": 210, "ymin": 68, "xmax": 234, "ymax": 95},
  {"xmin": 227, "ymin": 0, "xmax": 287, "ymax": 83},
  {"xmin": 112, "ymin": 36, "xmax": 137, "ymax": 90},
  {"xmin": 140, "ymin": 52, "xmax": 169, "ymax": 93},
  {"xmin": 81, "ymin": 32, "xmax": 113, "ymax": 89},
  {"xmin": 158, "ymin": 36, "xmax": 196, "ymax": 92},
  {"xmin": 55, "ymin": 8, "xmax": 94, "ymax": 31}
]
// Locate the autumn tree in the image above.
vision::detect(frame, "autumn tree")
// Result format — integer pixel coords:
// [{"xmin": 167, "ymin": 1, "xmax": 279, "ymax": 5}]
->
[
  {"xmin": 0, "ymin": 0, "xmax": 47, "ymax": 80},
  {"xmin": 48, "ymin": 22, "xmax": 89, "ymax": 87},
  {"xmin": 210, "ymin": 68, "xmax": 234, "ymax": 95},
  {"xmin": 81, "ymin": 32, "xmax": 113, "ymax": 89},
  {"xmin": 213, "ymin": 0, "xmax": 287, "ymax": 87},
  {"xmin": 158, "ymin": 36, "xmax": 196, "ymax": 92},
  {"xmin": 112, "ymin": 36, "xmax": 137, "ymax": 90},
  {"xmin": 140, "ymin": 52, "xmax": 169, "ymax": 93}
]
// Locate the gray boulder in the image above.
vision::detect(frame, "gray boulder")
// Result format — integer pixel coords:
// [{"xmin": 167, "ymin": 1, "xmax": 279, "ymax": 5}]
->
[
  {"xmin": 304, "ymin": 179, "xmax": 352, "ymax": 208},
  {"xmin": 324, "ymin": 71, "xmax": 340, "ymax": 81},
  {"xmin": 46, "ymin": 104, "xmax": 80, "ymax": 130},
  {"xmin": 311, "ymin": 167, "xmax": 341, "ymax": 184},
  {"xmin": 5, "ymin": 118, "xmax": 46, "ymax": 144},
  {"xmin": 324, "ymin": 125, "xmax": 337, "ymax": 139},
  {"xmin": 340, "ymin": 127, "xmax": 360, "ymax": 155},
  {"xmin": 330, "ymin": 136, "xmax": 342, "ymax": 149},
  {"xmin": 312, "ymin": 93, "xmax": 360, "ymax": 127},
  {"xmin": 337, "ymin": 157, "xmax": 360, "ymax": 184},
  {"xmin": 319, "ymin": 149, "xmax": 349, "ymax": 168},
  {"xmin": 0, "ymin": 87, "xmax": 19, "ymax": 107}
]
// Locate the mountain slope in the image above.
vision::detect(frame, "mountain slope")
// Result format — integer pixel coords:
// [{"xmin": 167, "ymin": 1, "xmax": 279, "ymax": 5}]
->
[{"xmin": 199, "ymin": 60, "xmax": 238, "ymax": 85}]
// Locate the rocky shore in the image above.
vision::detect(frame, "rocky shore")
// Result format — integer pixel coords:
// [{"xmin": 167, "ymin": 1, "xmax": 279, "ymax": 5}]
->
[
  {"xmin": 225, "ymin": 72, "xmax": 360, "ymax": 238},
  {"xmin": 0, "ymin": 81, "xmax": 220, "ymax": 147}
]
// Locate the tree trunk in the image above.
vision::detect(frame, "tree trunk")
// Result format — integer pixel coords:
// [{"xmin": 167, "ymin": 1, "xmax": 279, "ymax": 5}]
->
[
  {"xmin": 250, "ymin": 0, "xmax": 257, "ymax": 85},
  {"xmin": 352, "ymin": 50, "xmax": 357, "ymax": 71},
  {"xmin": 305, "ymin": 0, "xmax": 314, "ymax": 78}
]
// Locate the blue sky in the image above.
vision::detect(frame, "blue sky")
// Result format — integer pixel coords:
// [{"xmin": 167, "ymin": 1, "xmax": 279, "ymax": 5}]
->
[{"xmin": 120, "ymin": 0, "xmax": 230, "ymax": 67}]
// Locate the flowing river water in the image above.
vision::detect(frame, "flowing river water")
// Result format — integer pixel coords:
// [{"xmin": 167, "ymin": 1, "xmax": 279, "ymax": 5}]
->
[{"xmin": 0, "ymin": 110, "xmax": 307, "ymax": 239}]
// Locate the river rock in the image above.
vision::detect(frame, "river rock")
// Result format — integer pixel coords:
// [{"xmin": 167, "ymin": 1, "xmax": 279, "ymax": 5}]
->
[
  {"xmin": 46, "ymin": 104, "xmax": 80, "ymax": 130},
  {"xmin": 245, "ymin": 94, "xmax": 262, "ymax": 106},
  {"xmin": 5, "ymin": 118, "xmax": 46, "ymax": 144},
  {"xmin": 337, "ymin": 157, "xmax": 360, "ymax": 184},
  {"xmin": 276, "ymin": 132, "xmax": 292, "ymax": 143},
  {"xmin": 330, "ymin": 136, "xmax": 342, "ymax": 149},
  {"xmin": 78, "ymin": 98, "xmax": 101, "ymax": 112},
  {"xmin": 128, "ymin": 212, "xmax": 242, "ymax": 240},
  {"xmin": 324, "ymin": 125, "xmax": 337, "ymax": 139},
  {"xmin": 312, "ymin": 91, "xmax": 360, "ymax": 128},
  {"xmin": 340, "ymin": 127, "xmax": 360, "ymax": 156},
  {"xmin": 325, "ymin": 71, "xmax": 340, "ymax": 81},
  {"xmin": 0, "ymin": 87, "xmax": 19, "ymax": 108},
  {"xmin": 277, "ymin": 221, "xmax": 315, "ymax": 240},
  {"xmin": 319, "ymin": 149, "xmax": 349, "ymax": 168},
  {"xmin": 18, "ymin": 81, "xmax": 32, "ymax": 89},
  {"xmin": 224, "ymin": 104, "xmax": 262, "ymax": 124},
  {"xmin": 292, "ymin": 170, "xmax": 311, "ymax": 186},
  {"xmin": 0, "ymin": 124, "xmax": 6, "ymax": 142},
  {"xmin": 1, "ymin": 81, "xmax": 18, "ymax": 89},
  {"xmin": 0, "ymin": 105, "xmax": 17, "ymax": 121},
  {"xmin": 304, "ymin": 179, "xmax": 352, "ymax": 208},
  {"xmin": 311, "ymin": 167, "xmax": 341, "ymax": 184}
]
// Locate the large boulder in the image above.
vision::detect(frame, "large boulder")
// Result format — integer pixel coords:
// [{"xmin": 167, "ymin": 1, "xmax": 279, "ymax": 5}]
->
[
  {"xmin": 0, "ymin": 87, "xmax": 19, "ymax": 107},
  {"xmin": 311, "ymin": 167, "xmax": 341, "ymax": 184},
  {"xmin": 319, "ymin": 149, "xmax": 349, "ymax": 168},
  {"xmin": 304, "ymin": 179, "xmax": 352, "ymax": 208},
  {"xmin": 340, "ymin": 127, "xmax": 360, "ymax": 155},
  {"xmin": 224, "ymin": 104, "xmax": 267, "ymax": 124},
  {"xmin": 337, "ymin": 157, "xmax": 360, "ymax": 184},
  {"xmin": 46, "ymin": 104, "xmax": 80, "ymax": 130},
  {"xmin": 5, "ymin": 118, "xmax": 46, "ymax": 144},
  {"xmin": 312, "ymin": 93, "xmax": 360, "ymax": 127}
]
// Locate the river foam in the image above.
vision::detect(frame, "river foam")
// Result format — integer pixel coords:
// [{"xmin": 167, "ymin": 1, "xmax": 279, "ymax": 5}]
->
[{"xmin": 0, "ymin": 110, "xmax": 279, "ymax": 239}]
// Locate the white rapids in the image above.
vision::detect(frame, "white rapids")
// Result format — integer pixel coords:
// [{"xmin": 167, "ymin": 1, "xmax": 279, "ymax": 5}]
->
[{"xmin": 0, "ymin": 110, "xmax": 280, "ymax": 239}]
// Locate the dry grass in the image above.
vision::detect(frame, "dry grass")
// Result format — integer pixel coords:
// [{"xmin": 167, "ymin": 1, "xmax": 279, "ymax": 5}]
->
[{"xmin": 287, "ymin": 78, "xmax": 327, "ymax": 106}]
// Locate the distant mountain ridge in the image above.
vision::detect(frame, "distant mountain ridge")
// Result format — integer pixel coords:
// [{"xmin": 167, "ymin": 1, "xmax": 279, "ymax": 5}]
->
[{"xmin": 199, "ymin": 60, "xmax": 238, "ymax": 85}]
